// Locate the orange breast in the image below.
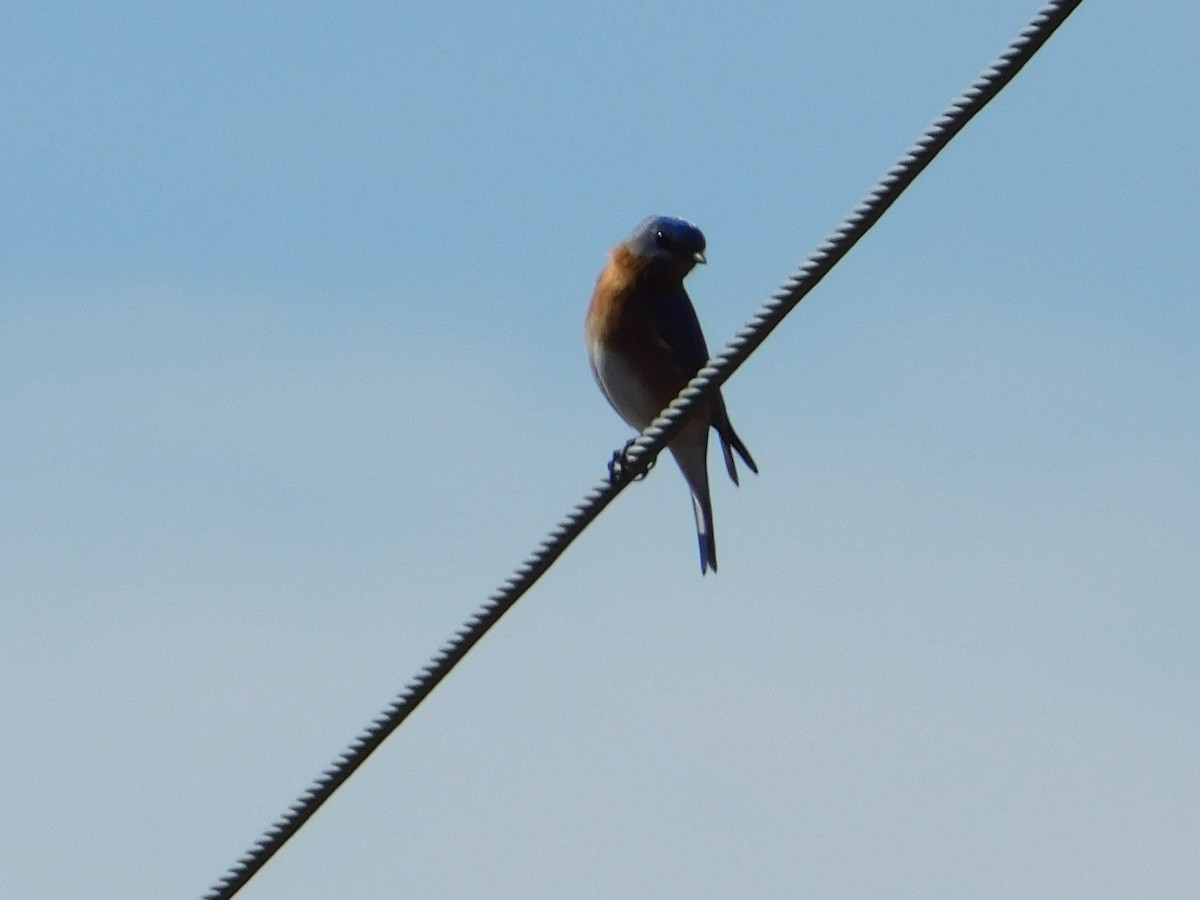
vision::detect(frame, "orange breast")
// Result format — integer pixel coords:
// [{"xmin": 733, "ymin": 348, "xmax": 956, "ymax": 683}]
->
[{"xmin": 586, "ymin": 246, "xmax": 692, "ymax": 414}]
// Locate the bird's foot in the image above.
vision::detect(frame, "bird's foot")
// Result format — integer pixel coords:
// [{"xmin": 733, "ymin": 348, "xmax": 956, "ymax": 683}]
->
[{"xmin": 608, "ymin": 438, "xmax": 654, "ymax": 483}]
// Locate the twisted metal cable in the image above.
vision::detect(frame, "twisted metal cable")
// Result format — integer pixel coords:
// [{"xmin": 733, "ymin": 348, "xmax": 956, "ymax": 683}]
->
[{"xmin": 202, "ymin": 2, "xmax": 1083, "ymax": 896}]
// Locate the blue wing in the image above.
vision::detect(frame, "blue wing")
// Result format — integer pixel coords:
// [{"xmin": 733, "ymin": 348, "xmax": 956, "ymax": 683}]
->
[
  {"xmin": 646, "ymin": 285, "xmax": 758, "ymax": 484},
  {"xmin": 645, "ymin": 286, "xmax": 712, "ymax": 375}
]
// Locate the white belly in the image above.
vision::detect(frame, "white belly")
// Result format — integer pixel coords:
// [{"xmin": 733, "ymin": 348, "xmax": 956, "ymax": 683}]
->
[{"xmin": 587, "ymin": 338, "xmax": 659, "ymax": 432}]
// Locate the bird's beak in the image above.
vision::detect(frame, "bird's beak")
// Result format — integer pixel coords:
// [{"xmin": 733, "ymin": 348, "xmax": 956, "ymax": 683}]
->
[{"xmin": 693, "ymin": 251, "xmax": 707, "ymax": 265}]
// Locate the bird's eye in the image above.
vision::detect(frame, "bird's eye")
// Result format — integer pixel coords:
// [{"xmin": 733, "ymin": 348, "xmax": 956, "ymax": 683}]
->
[{"xmin": 655, "ymin": 230, "xmax": 676, "ymax": 250}]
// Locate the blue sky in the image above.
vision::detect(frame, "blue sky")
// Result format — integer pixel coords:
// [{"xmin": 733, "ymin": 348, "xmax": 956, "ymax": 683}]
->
[{"xmin": 2, "ymin": 2, "xmax": 1198, "ymax": 898}]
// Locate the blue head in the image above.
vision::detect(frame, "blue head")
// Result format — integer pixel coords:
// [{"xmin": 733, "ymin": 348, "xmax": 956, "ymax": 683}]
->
[{"xmin": 625, "ymin": 216, "xmax": 707, "ymax": 272}]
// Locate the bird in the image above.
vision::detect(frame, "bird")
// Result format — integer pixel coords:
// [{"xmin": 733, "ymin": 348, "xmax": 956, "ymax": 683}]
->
[{"xmin": 585, "ymin": 215, "xmax": 757, "ymax": 574}]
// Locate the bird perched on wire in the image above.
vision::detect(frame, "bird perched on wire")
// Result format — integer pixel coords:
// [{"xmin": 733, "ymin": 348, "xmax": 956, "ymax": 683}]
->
[{"xmin": 585, "ymin": 215, "xmax": 757, "ymax": 574}]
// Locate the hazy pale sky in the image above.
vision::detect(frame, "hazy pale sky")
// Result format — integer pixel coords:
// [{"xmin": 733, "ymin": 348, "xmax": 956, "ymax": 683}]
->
[{"xmin": 3, "ymin": 2, "xmax": 1198, "ymax": 898}]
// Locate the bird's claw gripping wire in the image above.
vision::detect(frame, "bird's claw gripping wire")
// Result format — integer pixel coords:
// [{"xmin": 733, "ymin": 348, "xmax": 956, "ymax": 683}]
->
[{"xmin": 608, "ymin": 438, "xmax": 655, "ymax": 484}]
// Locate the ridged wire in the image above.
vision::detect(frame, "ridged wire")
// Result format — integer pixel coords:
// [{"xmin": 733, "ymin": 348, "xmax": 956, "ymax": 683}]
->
[{"xmin": 202, "ymin": 2, "xmax": 1084, "ymax": 896}]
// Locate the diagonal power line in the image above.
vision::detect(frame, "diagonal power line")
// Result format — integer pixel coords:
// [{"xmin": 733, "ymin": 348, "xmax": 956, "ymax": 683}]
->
[{"xmin": 201, "ymin": 2, "xmax": 1085, "ymax": 896}]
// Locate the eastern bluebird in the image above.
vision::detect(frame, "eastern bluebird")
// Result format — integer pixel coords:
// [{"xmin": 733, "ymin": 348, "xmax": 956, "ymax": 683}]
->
[{"xmin": 585, "ymin": 216, "xmax": 757, "ymax": 574}]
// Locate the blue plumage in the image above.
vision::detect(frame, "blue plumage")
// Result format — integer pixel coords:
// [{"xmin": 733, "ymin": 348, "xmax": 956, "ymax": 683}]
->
[{"xmin": 585, "ymin": 215, "xmax": 756, "ymax": 574}]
